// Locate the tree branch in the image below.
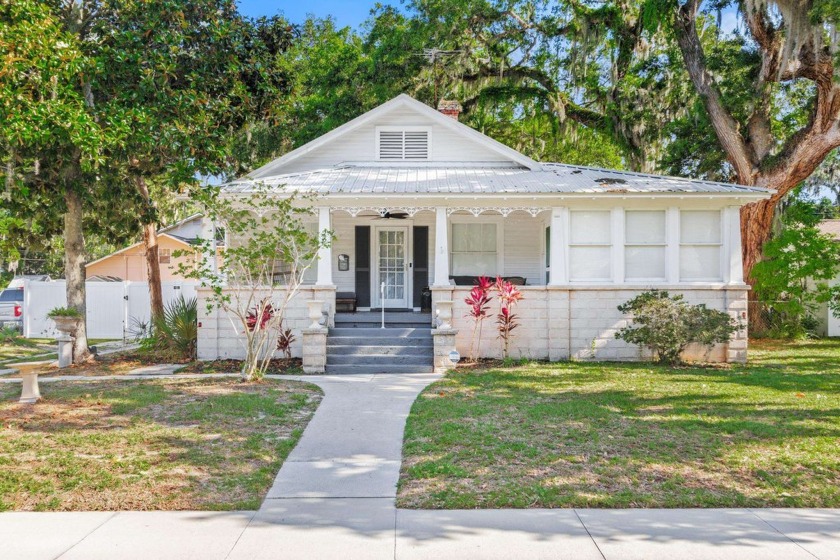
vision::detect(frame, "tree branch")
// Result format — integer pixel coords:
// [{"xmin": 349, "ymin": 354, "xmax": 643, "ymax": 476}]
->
[{"xmin": 674, "ymin": 0, "xmax": 755, "ymax": 183}]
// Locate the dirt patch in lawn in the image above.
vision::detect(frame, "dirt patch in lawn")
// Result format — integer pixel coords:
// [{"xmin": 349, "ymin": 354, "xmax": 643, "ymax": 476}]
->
[
  {"xmin": 6, "ymin": 348, "xmax": 193, "ymax": 378},
  {"xmin": 0, "ymin": 377, "xmax": 321, "ymax": 511}
]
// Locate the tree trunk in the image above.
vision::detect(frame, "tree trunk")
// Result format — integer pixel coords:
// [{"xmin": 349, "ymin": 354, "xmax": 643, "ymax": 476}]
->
[
  {"xmin": 135, "ymin": 176, "xmax": 164, "ymax": 322},
  {"xmin": 64, "ymin": 188, "xmax": 91, "ymax": 362},
  {"xmin": 740, "ymin": 198, "xmax": 777, "ymax": 283},
  {"xmin": 143, "ymin": 222, "xmax": 164, "ymax": 321},
  {"xmin": 740, "ymin": 196, "xmax": 778, "ymax": 331}
]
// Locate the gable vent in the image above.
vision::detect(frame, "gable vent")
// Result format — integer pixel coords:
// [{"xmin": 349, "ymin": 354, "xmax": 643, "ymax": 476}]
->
[{"xmin": 378, "ymin": 129, "xmax": 429, "ymax": 161}]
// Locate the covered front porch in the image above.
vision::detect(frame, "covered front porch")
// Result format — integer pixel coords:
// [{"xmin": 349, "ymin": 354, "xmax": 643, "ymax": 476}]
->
[{"xmin": 310, "ymin": 204, "xmax": 553, "ymax": 314}]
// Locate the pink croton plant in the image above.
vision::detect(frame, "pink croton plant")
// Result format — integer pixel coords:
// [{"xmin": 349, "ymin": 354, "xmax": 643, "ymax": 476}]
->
[
  {"xmin": 464, "ymin": 276, "xmax": 494, "ymax": 362},
  {"xmin": 494, "ymin": 277, "xmax": 523, "ymax": 359}
]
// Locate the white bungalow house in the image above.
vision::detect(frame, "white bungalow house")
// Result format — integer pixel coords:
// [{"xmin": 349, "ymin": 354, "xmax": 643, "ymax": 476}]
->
[{"xmin": 196, "ymin": 94, "xmax": 771, "ymax": 372}]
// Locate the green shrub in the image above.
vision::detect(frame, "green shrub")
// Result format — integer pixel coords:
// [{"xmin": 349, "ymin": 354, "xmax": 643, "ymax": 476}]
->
[
  {"xmin": 0, "ymin": 326, "xmax": 33, "ymax": 346},
  {"xmin": 46, "ymin": 306, "xmax": 81, "ymax": 318},
  {"xmin": 752, "ymin": 200, "xmax": 840, "ymax": 338},
  {"xmin": 148, "ymin": 295, "xmax": 198, "ymax": 359},
  {"xmin": 616, "ymin": 290, "xmax": 739, "ymax": 365}
]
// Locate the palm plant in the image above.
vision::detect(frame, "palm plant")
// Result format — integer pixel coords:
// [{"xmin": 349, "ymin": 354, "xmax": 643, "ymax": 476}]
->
[{"xmin": 151, "ymin": 295, "xmax": 198, "ymax": 359}]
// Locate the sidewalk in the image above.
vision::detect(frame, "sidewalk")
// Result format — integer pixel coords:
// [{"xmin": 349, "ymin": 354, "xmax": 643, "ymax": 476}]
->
[{"xmin": 2, "ymin": 373, "xmax": 839, "ymax": 559}]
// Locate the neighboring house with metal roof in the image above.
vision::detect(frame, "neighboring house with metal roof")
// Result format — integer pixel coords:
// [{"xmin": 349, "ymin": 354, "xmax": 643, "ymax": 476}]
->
[
  {"xmin": 86, "ymin": 214, "xmax": 205, "ymax": 282},
  {"xmin": 198, "ymin": 94, "xmax": 773, "ymax": 368},
  {"xmin": 817, "ymin": 219, "xmax": 840, "ymax": 337}
]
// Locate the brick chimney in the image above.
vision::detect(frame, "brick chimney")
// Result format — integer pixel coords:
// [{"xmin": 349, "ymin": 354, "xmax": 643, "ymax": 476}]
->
[{"xmin": 437, "ymin": 99, "xmax": 462, "ymax": 120}]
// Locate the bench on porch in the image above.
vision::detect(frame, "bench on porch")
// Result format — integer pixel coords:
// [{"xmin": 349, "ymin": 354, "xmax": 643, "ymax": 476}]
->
[
  {"xmin": 449, "ymin": 275, "xmax": 527, "ymax": 286},
  {"xmin": 335, "ymin": 292, "xmax": 357, "ymax": 313}
]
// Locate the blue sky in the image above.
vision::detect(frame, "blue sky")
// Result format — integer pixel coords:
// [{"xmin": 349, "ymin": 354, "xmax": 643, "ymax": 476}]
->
[
  {"xmin": 236, "ymin": 2, "xmax": 740, "ymax": 34},
  {"xmin": 236, "ymin": 0, "xmax": 384, "ymax": 28}
]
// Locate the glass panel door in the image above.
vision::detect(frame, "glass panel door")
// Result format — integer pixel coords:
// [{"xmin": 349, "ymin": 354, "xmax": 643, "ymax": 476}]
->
[{"xmin": 376, "ymin": 227, "xmax": 408, "ymax": 308}]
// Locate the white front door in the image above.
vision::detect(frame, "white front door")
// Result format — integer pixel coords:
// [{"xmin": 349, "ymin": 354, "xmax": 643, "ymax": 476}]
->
[{"xmin": 375, "ymin": 226, "xmax": 409, "ymax": 309}]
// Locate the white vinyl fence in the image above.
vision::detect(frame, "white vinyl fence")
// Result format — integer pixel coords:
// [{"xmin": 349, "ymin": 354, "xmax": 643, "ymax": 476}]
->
[{"xmin": 23, "ymin": 280, "xmax": 198, "ymax": 339}]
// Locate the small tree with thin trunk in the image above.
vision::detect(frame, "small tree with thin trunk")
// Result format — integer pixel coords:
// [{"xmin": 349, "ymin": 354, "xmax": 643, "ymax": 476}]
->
[{"xmin": 178, "ymin": 187, "xmax": 331, "ymax": 381}]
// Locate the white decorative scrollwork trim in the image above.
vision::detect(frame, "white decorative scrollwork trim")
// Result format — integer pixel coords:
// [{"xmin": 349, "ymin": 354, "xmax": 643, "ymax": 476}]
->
[
  {"xmin": 446, "ymin": 207, "xmax": 548, "ymax": 217},
  {"xmin": 328, "ymin": 206, "xmax": 548, "ymax": 218},
  {"xmin": 330, "ymin": 206, "xmax": 436, "ymax": 217}
]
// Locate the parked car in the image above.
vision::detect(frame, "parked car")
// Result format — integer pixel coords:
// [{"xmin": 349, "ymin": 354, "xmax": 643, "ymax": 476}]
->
[{"xmin": 0, "ymin": 288, "xmax": 24, "ymax": 332}]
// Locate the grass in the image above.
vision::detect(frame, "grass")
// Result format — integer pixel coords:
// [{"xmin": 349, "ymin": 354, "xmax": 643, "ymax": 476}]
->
[
  {"xmin": 0, "ymin": 337, "xmax": 54, "ymax": 365},
  {"xmin": 0, "ymin": 337, "xmax": 120, "ymax": 367},
  {"xmin": 0, "ymin": 377, "xmax": 321, "ymax": 511},
  {"xmin": 397, "ymin": 338, "xmax": 840, "ymax": 509}
]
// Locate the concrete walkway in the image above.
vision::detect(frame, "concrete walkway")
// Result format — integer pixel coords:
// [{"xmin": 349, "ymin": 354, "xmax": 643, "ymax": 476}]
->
[{"xmin": 2, "ymin": 373, "xmax": 839, "ymax": 559}]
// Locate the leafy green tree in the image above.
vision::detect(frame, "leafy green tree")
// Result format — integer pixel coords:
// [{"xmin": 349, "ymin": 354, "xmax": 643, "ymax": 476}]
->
[
  {"xmin": 751, "ymin": 200, "xmax": 840, "ymax": 337},
  {"xmin": 4, "ymin": 0, "xmax": 285, "ymax": 356},
  {"xmin": 176, "ymin": 188, "xmax": 330, "ymax": 381},
  {"xmin": 0, "ymin": 0, "xmax": 114, "ymax": 360},
  {"xmin": 87, "ymin": 0, "xmax": 281, "ymax": 322},
  {"xmin": 667, "ymin": 0, "xmax": 840, "ymax": 288}
]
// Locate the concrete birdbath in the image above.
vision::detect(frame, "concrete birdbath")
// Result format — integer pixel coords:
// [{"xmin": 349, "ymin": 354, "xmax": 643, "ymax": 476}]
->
[
  {"xmin": 47, "ymin": 308, "xmax": 81, "ymax": 368},
  {"xmin": 15, "ymin": 361, "xmax": 43, "ymax": 404}
]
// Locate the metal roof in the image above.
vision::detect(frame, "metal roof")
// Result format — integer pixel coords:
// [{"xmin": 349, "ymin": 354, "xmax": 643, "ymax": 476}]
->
[{"xmin": 222, "ymin": 162, "xmax": 772, "ymax": 196}]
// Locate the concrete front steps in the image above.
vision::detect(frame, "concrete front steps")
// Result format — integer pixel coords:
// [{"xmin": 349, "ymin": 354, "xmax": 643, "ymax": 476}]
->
[{"xmin": 326, "ymin": 313, "xmax": 434, "ymax": 374}]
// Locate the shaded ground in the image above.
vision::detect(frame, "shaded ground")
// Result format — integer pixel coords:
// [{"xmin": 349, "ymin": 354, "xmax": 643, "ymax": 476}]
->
[
  {"xmin": 0, "ymin": 378, "xmax": 322, "ymax": 511},
  {"xmin": 0, "ymin": 336, "xmax": 119, "ymax": 366},
  {"xmin": 4, "ymin": 348, "xmax": 187, "ymax": 377},
  {"xmin": 398, "ymin": 338, "xmax": 840, "ymax": 509},
  {"xmin": 0, "ymin": 338, "xmax": 55, "ymax": 365}
]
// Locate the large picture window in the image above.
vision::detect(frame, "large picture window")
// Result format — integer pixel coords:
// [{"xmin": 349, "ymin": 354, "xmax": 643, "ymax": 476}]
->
[
  {"xmin": 569, "ymin": 211, "xmax": 611, "ymax": 281},
  {"xmin": 680, "ymin": 210, "xmax": 722, "ymax": 281},
  {"xmin": 451, "ymin": 222, "xmax": 497, "ymax": 276},
  {"xmin": 625, "ymin": 211, "xmax": 666, "ymax": 281}
]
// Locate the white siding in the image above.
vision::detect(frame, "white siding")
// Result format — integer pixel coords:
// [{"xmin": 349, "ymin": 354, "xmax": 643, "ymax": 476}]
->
[
  {"xmin": 330, "ymin": 212, "xmax": 356, "ymax": 292},
  {"xmin": 277, "ymin": 108, "xmax": 510, "ymax": 174}
]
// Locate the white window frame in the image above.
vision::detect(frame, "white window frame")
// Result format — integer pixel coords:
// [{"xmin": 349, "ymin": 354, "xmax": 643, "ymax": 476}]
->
[
  {"xmin": 448, "ymin": 215, "xmax": 504, "ymax": 277},
  {"xmin": 679, "ymin": 210, "xmax": 724, "ymax": 282},
  {"xmin": 375, "ymin": 126, "xmax": 432, "ymax": 161},
  {"xmin": 568, "ymin": 210, "xmax": 612, "ymax": 282},
  {"xmin": 624, "ymin": 210, "xmax": 667, "ymax": 282}
]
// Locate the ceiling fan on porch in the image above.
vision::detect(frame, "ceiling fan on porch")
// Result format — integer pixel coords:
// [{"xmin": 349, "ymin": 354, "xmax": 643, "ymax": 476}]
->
[{"xmin": 371, "ymin": 210, "xmax": 409, "ymax": 220}]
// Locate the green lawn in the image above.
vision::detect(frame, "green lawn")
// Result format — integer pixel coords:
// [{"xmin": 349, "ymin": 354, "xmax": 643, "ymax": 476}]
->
[
  {"xmin": 398, "ymin": 339, "xmax": 840, "ymax": 509},
  {"xmin": 0, "ymin": 338, "xmax": 54, "ymax": 365},
  {"xmin": 0, "ymin": 338, "xmax": 121, "ymax": 366},
  {"xmin": 0, "ymin": 378, "xmax": 322, "ymax": 511}
]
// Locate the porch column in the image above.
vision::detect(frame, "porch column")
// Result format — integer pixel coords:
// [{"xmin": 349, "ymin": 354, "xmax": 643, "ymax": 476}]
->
[
  {"xmin": 548, "ymin": 207, "xmax": 567, "ymax": 285},
  {"xmin": 666, "ymin": 207, "xmax": 680, "ymax": 283},
  {"xmin": 725, "ymin": 206, "xmax": 744, "ymax": 284},
  {"xmin": 316, "ymin": 207, "xmax": 333, "ymax": 286},
  {"xmin": 433, "ymin": 207, "xmax": 449, "ymax": 286}
]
